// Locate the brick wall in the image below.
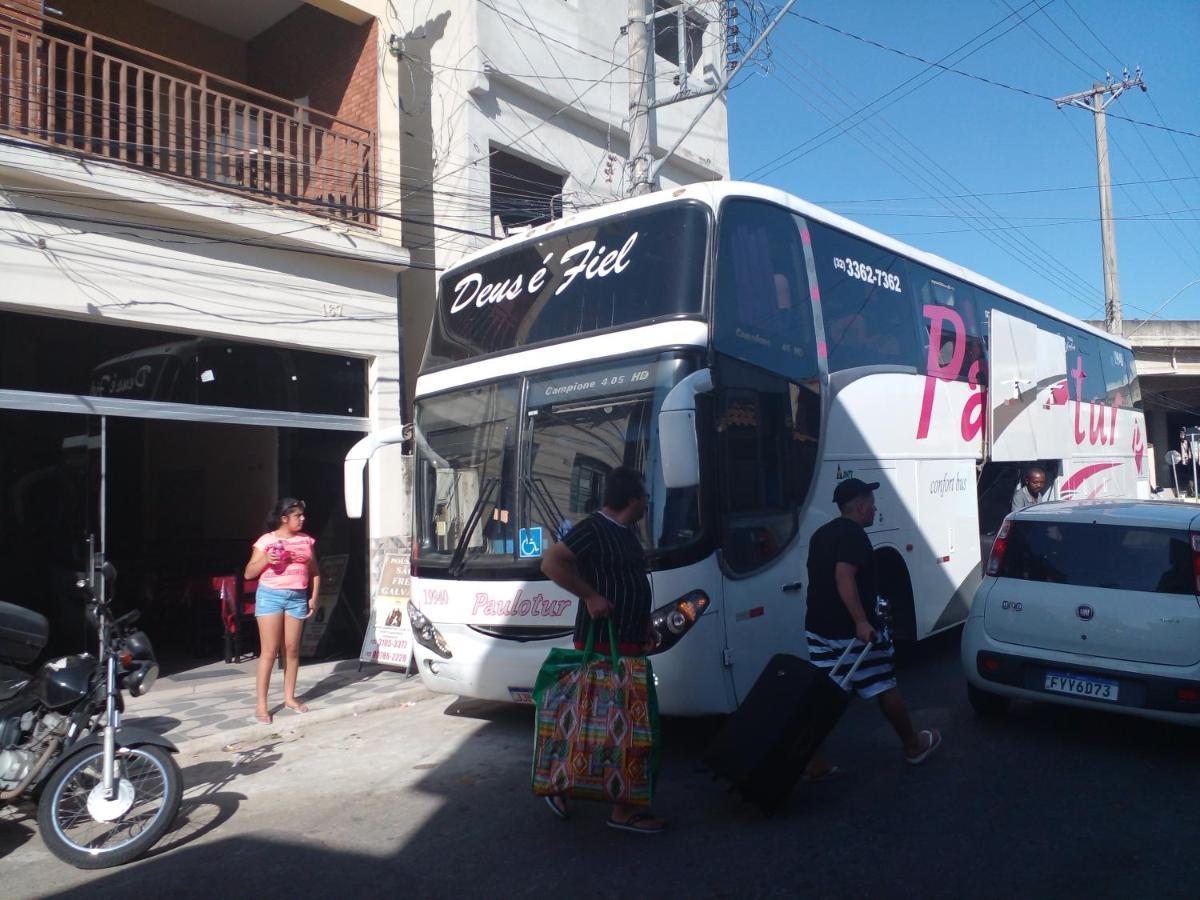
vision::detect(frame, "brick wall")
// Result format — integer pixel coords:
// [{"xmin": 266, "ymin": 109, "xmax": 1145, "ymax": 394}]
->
[
  {"xmin": 54, "ymin": 0, "xmax": 247, "ymax": 83},
  {"xmin": 249, "ymin": 7, "xmax": 377, "ymax": 131}
]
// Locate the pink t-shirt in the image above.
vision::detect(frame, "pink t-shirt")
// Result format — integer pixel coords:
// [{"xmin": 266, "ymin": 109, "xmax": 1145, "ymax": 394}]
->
[{"xmin": 253, "ymin": 532, "xmax": 316, "ymax": 590}]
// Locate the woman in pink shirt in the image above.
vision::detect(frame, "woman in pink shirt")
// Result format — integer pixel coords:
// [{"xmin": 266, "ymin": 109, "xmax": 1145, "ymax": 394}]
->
[{"xmin": 244, "ymin": 498, "xmax": 320, "ymax": 724}]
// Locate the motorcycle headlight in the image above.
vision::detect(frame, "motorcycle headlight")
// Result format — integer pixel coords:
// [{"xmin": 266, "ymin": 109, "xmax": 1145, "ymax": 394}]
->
[
  {"xmin": 407, "ymin": 600, "xmax": 452, "ymax": 659},
  {"xmin": 126, "ymin": 661, "xmax": 159, "ymax": 697}
]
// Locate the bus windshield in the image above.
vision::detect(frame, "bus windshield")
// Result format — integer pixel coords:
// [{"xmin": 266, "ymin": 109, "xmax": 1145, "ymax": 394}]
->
[{"xmin": 413, "ymin": 352, "xmax": 704, "ymax": 572}]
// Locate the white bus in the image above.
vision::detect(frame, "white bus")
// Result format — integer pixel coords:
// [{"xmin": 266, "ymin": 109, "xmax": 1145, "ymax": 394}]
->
[{"xmin": 381, "ymin": 182, "xmax": 1146, "ymax": 715}]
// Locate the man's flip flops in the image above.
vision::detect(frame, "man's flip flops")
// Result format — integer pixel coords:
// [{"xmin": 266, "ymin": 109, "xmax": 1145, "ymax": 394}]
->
[
  {"xmin": 606, "ymin": 812, "xmax": 667, "ymax": 834},
  {"xmin": 906, "ymin": 729, "xmax": 943, "ymax": 765}
]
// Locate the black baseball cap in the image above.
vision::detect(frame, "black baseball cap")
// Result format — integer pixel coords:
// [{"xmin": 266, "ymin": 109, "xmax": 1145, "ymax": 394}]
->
[{"xmin": 833, "ymin": 477, "xmax": 880, "ymax": 506}]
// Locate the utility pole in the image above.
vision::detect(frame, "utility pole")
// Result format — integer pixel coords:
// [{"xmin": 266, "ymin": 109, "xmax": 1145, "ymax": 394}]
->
[
  {"xmin": 1055, "ymin": 68, "xmax": 1146, "ymax": 335},
  {"xmin": 627, "ymin": 0, "xmax": 655, "ymax": 196}
]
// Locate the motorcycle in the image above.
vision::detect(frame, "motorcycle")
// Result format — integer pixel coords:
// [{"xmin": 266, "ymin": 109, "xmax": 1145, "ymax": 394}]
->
[{"xmin": 0, "ymin": 552, "xmax": 182, "ymax": 868}]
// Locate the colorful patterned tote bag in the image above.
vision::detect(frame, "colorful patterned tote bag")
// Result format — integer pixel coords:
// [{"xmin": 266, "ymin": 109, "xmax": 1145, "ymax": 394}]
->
[{"xmin": 531, "ymin": 620, "xmax": 660, "ymax": 806}]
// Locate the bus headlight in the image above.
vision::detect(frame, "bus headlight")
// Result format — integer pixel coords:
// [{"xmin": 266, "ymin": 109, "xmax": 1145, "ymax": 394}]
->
[
  {"xmin": 648, "ymin": 589, "xmax": 709, "ymax": 655},
  {"xmin": 407, "ymin": 600, "xmax": 453, "ymax": 659}
]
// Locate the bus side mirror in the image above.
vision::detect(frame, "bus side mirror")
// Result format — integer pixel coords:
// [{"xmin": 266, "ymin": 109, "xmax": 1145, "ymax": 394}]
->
[
  {"xmin": 343, "ymin": 424, "xmax": 411, "ymax": 518},
  {"xmin": 658, "ymin": 369, "xmax": 713, "ymax": 490}
]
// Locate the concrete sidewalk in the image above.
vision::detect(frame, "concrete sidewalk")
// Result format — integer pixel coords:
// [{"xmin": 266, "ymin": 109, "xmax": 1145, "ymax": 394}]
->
[{"xmin": 123, "ymin": 656, "xmax": 439, "ymax": 756}]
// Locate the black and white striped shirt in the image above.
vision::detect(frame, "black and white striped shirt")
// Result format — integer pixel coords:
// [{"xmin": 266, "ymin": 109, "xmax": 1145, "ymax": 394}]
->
[{"xmin": 563, "ymin": 512, "xmax": 652, "ymax": 648}]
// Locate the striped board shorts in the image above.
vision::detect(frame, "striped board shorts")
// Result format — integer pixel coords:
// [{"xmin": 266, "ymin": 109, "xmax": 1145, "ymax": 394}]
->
[{"xmin": 805, "ymin": 631, "xmax": 898, "ymax": 700}]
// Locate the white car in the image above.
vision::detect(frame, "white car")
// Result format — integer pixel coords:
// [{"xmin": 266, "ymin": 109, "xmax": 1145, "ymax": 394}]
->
[{"xmin": 962, "ymin": 499, "xmax": 1200, "ymax": 726}]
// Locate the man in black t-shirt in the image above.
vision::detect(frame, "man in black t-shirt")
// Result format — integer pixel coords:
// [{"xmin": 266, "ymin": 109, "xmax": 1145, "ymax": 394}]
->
[
  {"xmin": 802, "ymin": 478, "xmax": 942, "ymax": 781},
  {"xmin": 540, "ymin": 466, "xmax": 666, "ymax": 835}
]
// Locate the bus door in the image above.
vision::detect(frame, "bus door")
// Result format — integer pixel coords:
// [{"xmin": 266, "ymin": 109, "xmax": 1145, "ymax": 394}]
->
[
  {"xmin": 711, "ymin": 374, "xmax": 819, "ymax": 703},
  {"xmin": 988, "ymin": 310, "xmax": 1073, "ymax": 462}
]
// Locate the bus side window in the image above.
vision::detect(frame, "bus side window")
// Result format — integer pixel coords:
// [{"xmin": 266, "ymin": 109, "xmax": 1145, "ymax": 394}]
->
[
  {"xmin": 808, "ymin": 223, "xmax": 919, "ymax": 372},
  {"xmin": 1101, "ymin": 344, "xmax": 1135, "ymax": 409},
  {"xmin": 910, "ymin": 265, "xmax": 984, "ymax": 383},
  {"xmin": 713, "ymin": 199, "xmax": 818, "ymax": 382},
  {"xmin": 1066, "ymin": 334, "xmax": 1108, "ymax": 404}
]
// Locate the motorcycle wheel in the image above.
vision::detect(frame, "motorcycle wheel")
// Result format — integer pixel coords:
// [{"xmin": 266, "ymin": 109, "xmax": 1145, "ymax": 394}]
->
[{"xmin": 36, "ymin": 744, "xmax": 183, "ymax": 869}]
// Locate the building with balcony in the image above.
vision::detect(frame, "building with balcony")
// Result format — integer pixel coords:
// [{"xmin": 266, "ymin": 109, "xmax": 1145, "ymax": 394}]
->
[
  {"xmin": 0, "ymin": 0, "xmax": 409, "ymax": 661},
  {"xmin": 0, "ymin": 0, "xmax": 729, "ymax": 664}
]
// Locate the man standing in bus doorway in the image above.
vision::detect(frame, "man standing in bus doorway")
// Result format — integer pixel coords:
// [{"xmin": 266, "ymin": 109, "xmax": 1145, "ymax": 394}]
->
[
  {"xmin": 1011, "ymin": 465, "xmax": 1057, "ymax": 512},
  {"xmin": 802, "ymin": 478, "xmax": 942, "ymax": 782},
  {"xmin": 540, "ymin": 466, "xmax": 667, "ymax": 834}
]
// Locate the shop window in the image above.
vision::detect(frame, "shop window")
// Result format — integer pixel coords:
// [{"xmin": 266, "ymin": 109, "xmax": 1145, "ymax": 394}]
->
[
  {"xmin": 808, "ymin": 223, "xmax": 919, "ymax": 372},
  {"xmin": 489, "ymin": 146, "xmax": 564, "ymax": 232},
  {"xmin": 717, "ymin": 356, "xmax": 820, "ymax": 574}
]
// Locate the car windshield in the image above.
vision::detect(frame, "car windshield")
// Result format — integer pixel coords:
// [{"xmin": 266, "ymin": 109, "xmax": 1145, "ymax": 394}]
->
[{"xmin": 413, "ymin": 352, "xmax": 703, "ymax": 571}]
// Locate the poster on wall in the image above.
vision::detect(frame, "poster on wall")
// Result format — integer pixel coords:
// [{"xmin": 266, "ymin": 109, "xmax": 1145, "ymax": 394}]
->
[
  {"xmin": 300, "ymin": 553, "xmax": 349, "ymax": 658},
  {"xmin": 359, "ymin": 547, "xmax": 413, "ymax": 668}
]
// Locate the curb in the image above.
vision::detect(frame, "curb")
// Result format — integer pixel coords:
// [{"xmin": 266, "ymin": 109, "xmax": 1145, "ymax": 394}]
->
[{"xmin": 173, "ymin": 681, "xmax": 441, "ymax": 758}]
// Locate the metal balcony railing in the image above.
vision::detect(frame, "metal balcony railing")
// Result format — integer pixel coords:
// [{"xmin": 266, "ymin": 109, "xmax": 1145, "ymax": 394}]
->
[{"xmin": 0, "ymin": 15, "xmax": 376, "ymax": 226}]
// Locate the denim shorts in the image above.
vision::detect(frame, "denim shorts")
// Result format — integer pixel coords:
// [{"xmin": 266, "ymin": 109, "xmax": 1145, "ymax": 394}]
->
[{"xmin": 255, "ymin": 586, "xmax": 309, "ymax": 619}]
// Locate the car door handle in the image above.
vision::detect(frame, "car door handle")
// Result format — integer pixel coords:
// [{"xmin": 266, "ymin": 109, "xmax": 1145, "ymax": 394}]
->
[{"xmin": 782, "ymin": 581, "xmax": 803, "ymax": 593}]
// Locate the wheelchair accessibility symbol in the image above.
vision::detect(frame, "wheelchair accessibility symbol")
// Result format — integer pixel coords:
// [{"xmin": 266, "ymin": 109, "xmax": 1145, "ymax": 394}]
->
[{"xmin": 519, "ymin": 527, "xmax": 543, "ymax": 559}]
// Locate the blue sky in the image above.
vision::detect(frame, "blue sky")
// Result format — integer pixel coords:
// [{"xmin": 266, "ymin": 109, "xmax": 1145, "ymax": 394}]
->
[{"xmin": 727, "ymin": 0, "xmax": 1200, "ymax": 328}]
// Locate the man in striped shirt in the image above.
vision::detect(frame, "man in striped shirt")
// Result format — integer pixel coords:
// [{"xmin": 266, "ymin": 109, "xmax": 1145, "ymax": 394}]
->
[
  {"xmin": 802, "ymin": 478, "xmax": 942, "ymax": 781},
  {"xmin": 540, "ymin": 466, "xmax": 666, "ymax": 834}
]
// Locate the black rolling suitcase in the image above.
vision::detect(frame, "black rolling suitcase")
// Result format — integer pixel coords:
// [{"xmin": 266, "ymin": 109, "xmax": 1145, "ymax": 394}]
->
[{"xmin": 704, "ymin": 640, "xmax": 875, "ymax": 814}]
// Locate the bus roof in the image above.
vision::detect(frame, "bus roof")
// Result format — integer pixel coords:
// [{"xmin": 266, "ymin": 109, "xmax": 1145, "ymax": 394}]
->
[{"xmin": 448, "ymin": 180, "xmax": 1130, "ymax": 351}]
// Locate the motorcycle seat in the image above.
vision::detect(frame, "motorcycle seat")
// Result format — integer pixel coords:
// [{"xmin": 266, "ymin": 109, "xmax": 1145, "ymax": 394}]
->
[{"xmin": 0, "ymin": 662, "xmax": 30, "ymax": 701}]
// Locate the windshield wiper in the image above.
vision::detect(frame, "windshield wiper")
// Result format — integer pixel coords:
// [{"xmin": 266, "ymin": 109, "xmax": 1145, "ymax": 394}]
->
[
  {"xmin": 448, "ymin": 476, "xmax": 498, "ymax": 577},
  {"xmin": 523, "ymin": 475, "xmax": 567, "ymax": 543}
]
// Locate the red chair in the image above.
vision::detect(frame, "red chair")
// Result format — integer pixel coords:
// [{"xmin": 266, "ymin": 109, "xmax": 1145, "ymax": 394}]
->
[{"xmin": 216, "ymin": 575, "xmax": 258, "ymax": 663}]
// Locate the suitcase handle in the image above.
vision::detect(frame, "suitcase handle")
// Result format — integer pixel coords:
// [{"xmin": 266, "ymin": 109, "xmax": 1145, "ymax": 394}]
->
[{"xmin": 828, "ymin": 639, "xmax": 875, "ymax": 691}]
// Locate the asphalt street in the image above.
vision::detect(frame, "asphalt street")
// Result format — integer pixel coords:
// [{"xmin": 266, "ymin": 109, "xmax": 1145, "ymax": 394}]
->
[{"xmin": 4, "ymin": 628, "xmax": 1199, "ymax": 899}]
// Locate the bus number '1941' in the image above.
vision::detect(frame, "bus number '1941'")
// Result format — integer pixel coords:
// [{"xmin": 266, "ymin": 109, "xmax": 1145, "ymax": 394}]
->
[{"xmin": 834, "ymin": 256, "xmax": 902, "ymax": 293}]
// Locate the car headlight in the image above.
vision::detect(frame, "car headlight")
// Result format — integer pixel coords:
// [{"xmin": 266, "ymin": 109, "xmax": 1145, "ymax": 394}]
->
[
  {"xmin": 407, "ymin": 601, "xmax": 452, "ymax": 659},
  {"xmin": 648, "ymin": 589, "xmax": 710, "ymax": 655}
]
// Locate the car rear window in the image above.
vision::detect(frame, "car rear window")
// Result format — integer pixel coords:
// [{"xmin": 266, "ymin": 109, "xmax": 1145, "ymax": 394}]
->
[{"xmin": 999, "ymin": 521, "xmax": 1194, "ymax": 595}]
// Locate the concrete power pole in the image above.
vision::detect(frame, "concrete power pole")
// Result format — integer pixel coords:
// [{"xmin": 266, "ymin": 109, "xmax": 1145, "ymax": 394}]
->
[
  {"xmin": 1055, "ymin": 68, "xmax": 1146, "ymax": 335},
  {"xmin": 627, "ymin": 0, "xmax": 655, "ymax": 196}
]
